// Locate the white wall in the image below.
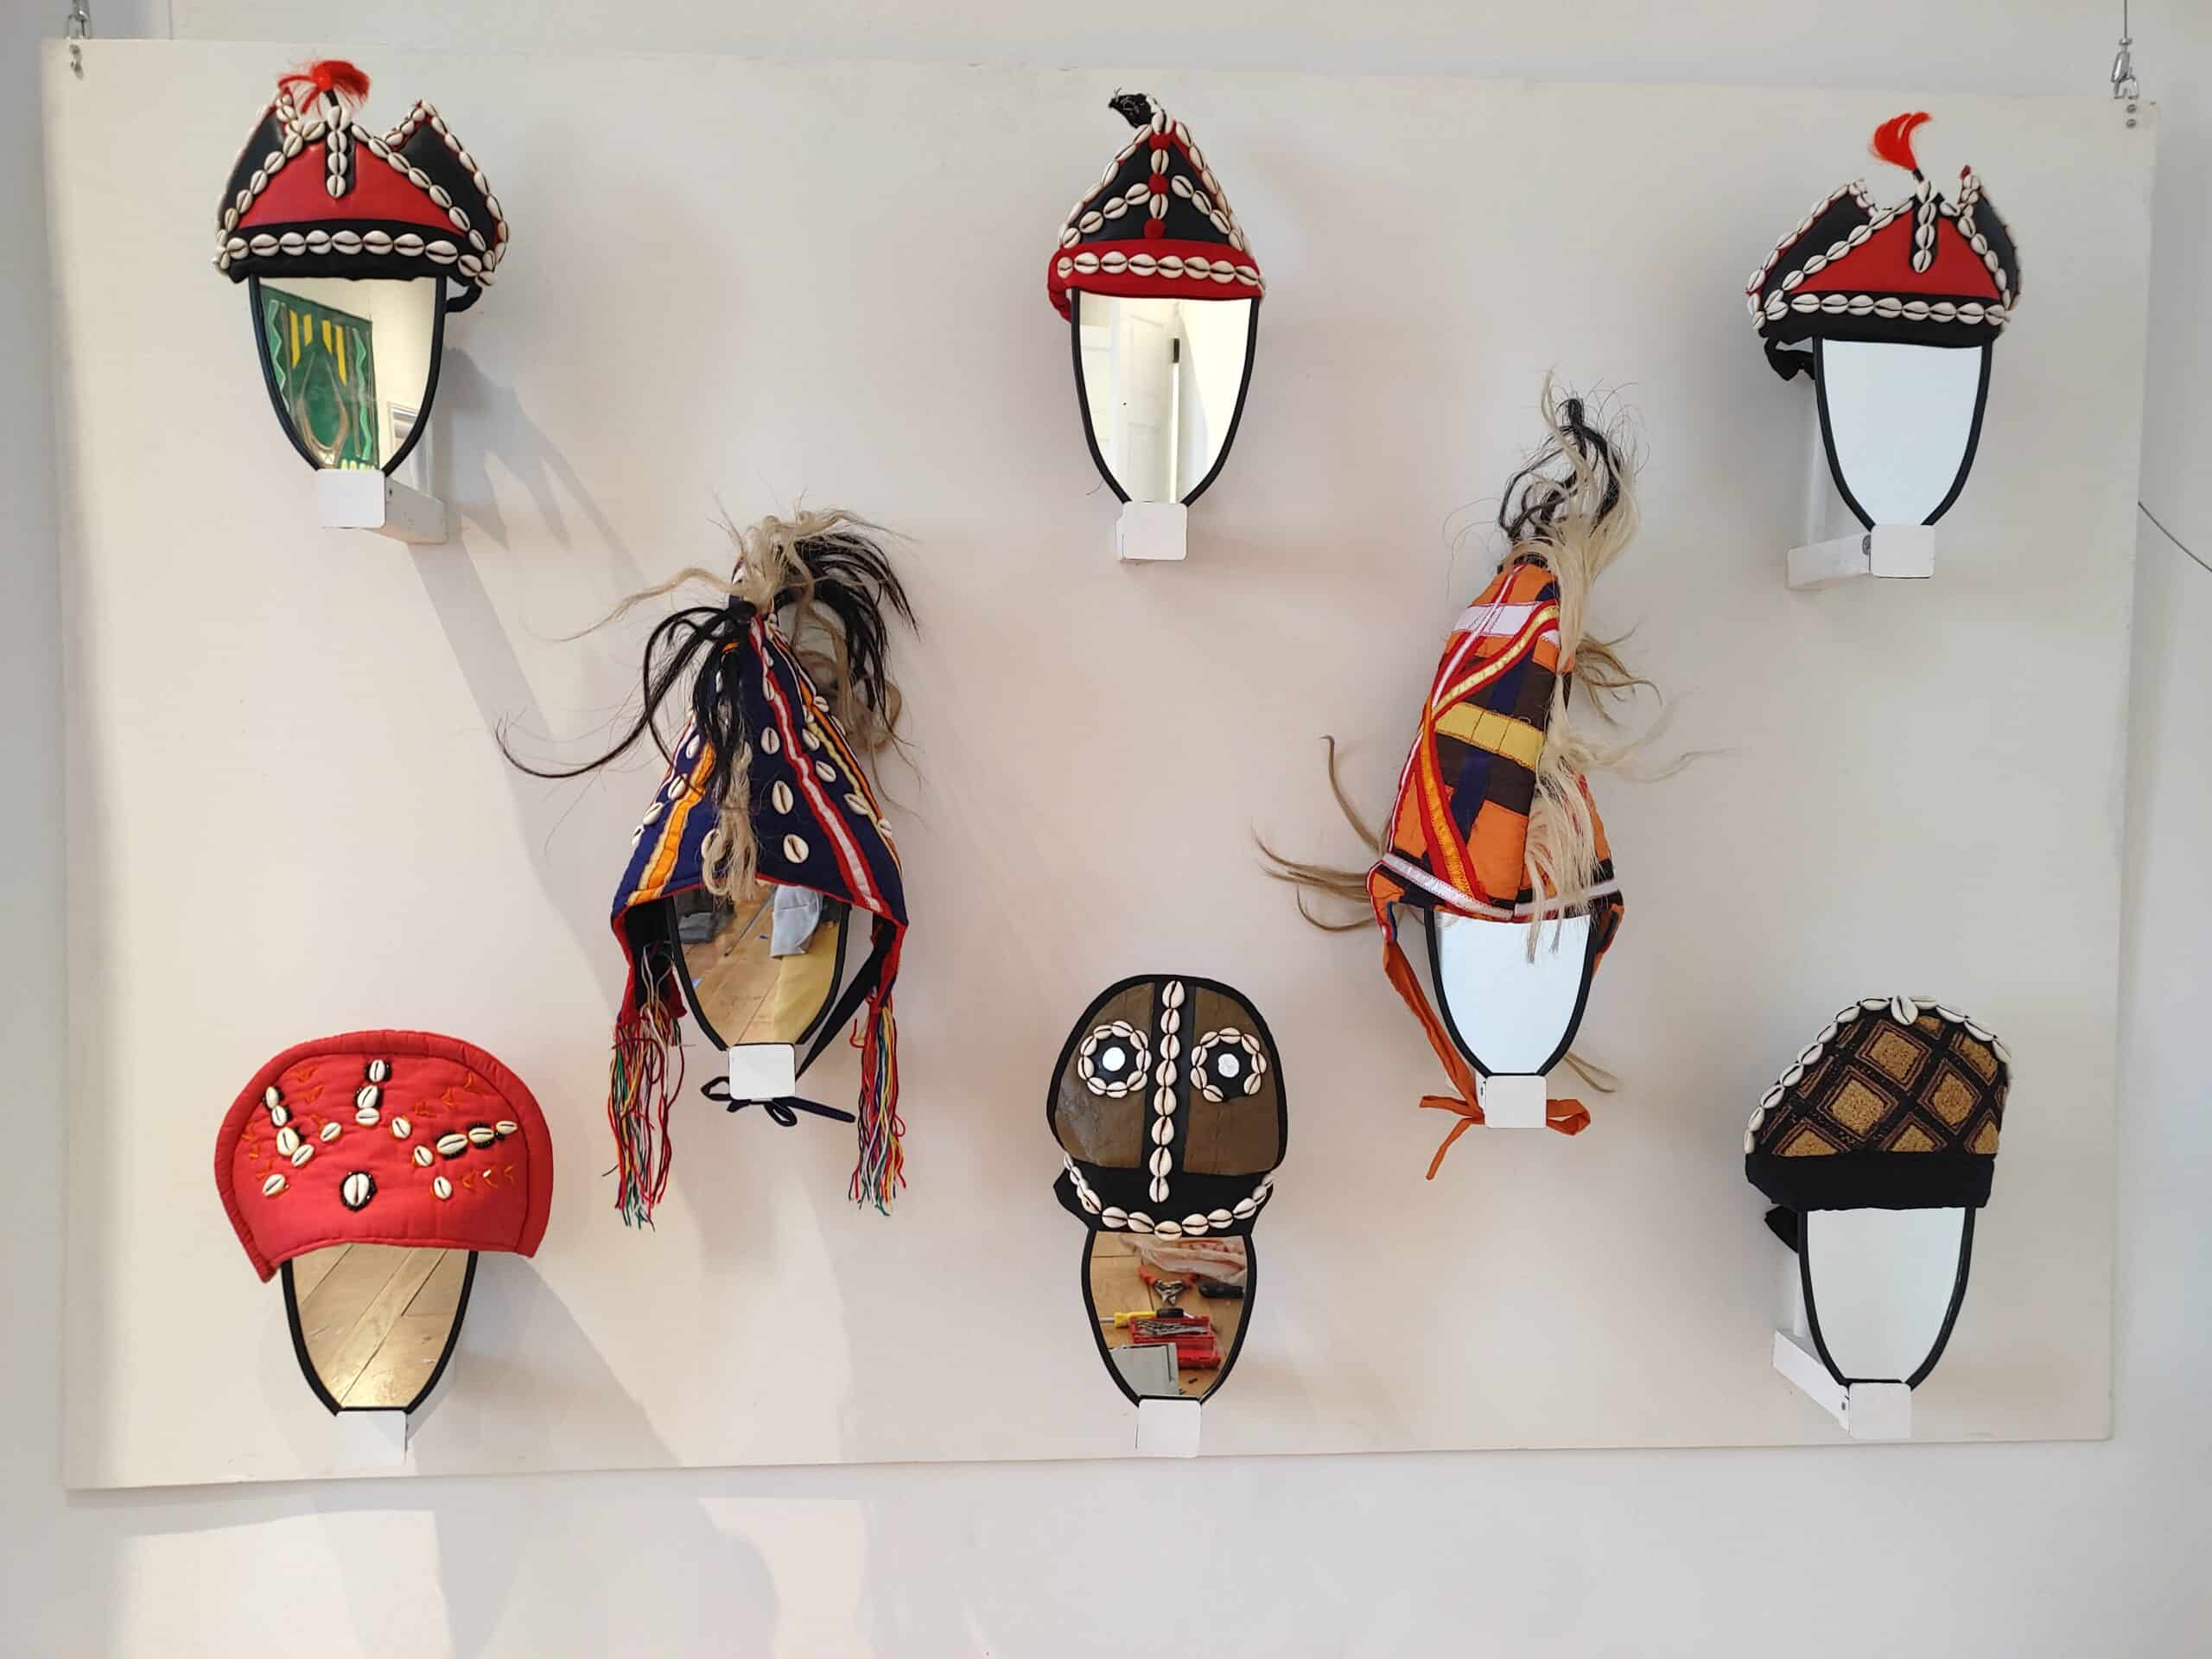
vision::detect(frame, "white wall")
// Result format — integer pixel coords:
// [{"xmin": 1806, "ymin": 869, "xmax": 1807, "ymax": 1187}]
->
[{"xmin": 5, "ymin": 5, "xmax": 2208, "ymax": 1657}]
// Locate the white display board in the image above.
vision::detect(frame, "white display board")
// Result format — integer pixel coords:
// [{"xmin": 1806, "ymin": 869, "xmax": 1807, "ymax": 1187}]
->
[{"xmin": 44, "ymin": 43, "xmax": 2149, "ymax": 1488}]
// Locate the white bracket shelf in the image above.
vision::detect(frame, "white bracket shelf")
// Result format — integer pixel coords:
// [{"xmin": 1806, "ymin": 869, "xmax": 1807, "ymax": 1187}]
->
[
  {"xmin": 315, "ymin": 468, "xmax": 448, "ymax": 544},
  {"xmin": 1116, "ymin": 500, "xmax": 1187, "ymax": 563},
  {"xmin": 332, "ymin": 1406, "xmax": 411, "ymax": 1470},
  {"xmin": 1771, "ymin": 1331, "xmax": 1912, "ymax": 1440},
  {"xmin": 1135, "ymin": 1396, "xmax": 1202, "ymax": 1458},
  {"xmin": 1477, "ymin": 1072, "xmax": 1549, "ymax": 1129},
  {"xmin": 727, "ymin": 1042, "xmax": 798, "ymax": 1100},
  {"xmin": 1787, "ymin": 525, "xmax": 1935, "ymax": 591}
]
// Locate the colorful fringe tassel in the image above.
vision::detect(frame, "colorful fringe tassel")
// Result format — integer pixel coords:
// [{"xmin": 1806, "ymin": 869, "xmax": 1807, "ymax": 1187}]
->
[
  {"xmin": 849, "ymin": 992, "xmax": 904, "ymax": 1214},
  {"xmin": 608, "ymin": 982, "xmax": 683, "ymax": 1226}
]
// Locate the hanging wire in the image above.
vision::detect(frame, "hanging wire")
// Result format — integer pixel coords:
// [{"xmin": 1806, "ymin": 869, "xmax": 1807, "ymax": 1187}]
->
[
  {"xmin": 65, "ymin": 0, "xmax": 89, "ymax": 79},
  {"xmin": 2111, "ymin": 0, "xmax": 2139, "ymax": 102},
  {"xmin": 2139, "ymin": 504, "xmax": 2212, "ymax": 579}
]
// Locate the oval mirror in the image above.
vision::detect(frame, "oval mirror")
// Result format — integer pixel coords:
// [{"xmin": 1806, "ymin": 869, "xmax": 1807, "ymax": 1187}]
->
[
  {"xmin": 247, "ymin": 273, "xmax": 445, "ymax": 474},
  {"xmin": 667, "ymin": 879, "xmax": 850, "ymax": 1050},
  {"xmin": 1084, "ymin": 1232, "xmax": 1252, "ymax": 1402},
  {"xmin": 1800, "ymin": 1206, "xmax": 1974, "ymax": 1388},
  {"xmin": 1071, "ymin": 292, "xmax": 1255, "ymax": 505},
  {"xmin": 1815, "ymin": 339, "xmax": 1991, "ymax": 530},
  {"xmin": 281, "ymin": 1243, "xmax": 476, "ymax": 1413},
  {"xmin": 1427, "ymin": 911, "xmax": 1598, "ymax": 1077}
]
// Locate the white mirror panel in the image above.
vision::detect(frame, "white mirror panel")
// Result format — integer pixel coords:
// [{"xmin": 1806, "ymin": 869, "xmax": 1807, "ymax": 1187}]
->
[
  {"xmin": 1817, "ymin": 340, "xmax": 1987, "ymax": 528},
  {"xmin": 1075, "ymin": 292, "xmax": 1253, "ymax": 504},
  {"xmin": 1803, "ymin": 1207, "xmax": 1968, "ymax": 1383},
  {"xmin": 1432, "ymin": 912, "xmax": 1592, "ymax": 1074}
]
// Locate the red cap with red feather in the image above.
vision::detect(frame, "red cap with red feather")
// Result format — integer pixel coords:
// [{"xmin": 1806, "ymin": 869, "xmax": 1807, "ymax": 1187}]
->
[
  {"xmin": 1745, "ymin": 112, "xmax": 2020, "ymax": 378},
  {"xmin": 213, "ymin": 59, "xmax": 509, "ymax": 302}
]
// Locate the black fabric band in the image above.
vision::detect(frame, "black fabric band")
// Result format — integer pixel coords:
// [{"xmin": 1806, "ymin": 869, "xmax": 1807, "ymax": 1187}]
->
[
  {"xmin": 1054, "ymin": 1165, "xmax": 1267, "ymax": 1237},
  {"xmin": 1746, "ymin": 1150, "xmax": 1994, "ymax": 1213},
  {"xmin": 699, "ymin": 1076, "xmax": 855, "ymax": 1127}
]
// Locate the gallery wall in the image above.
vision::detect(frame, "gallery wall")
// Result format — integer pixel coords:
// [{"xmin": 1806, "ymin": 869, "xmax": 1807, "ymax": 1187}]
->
[{"xmin": 4, "ymin": 2, "xmax": 2208, "ymax": 1655}]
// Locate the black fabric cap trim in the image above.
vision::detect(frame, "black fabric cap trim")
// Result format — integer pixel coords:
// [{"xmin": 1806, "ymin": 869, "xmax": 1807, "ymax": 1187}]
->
[
  {"xmin": 1053, "ymin": 1166, "xmax": 1266, "ymax": 1238},
  {"xmin": 1745, "ymin": 1149, "xmax": 1994, "ymax": 1213}
]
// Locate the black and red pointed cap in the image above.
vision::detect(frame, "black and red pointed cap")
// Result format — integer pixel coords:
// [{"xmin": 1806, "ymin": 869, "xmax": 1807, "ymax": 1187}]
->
[
  {"xmin": 1047, "ymin": 92, "xmax": 1263, "ymax": 320},
  {"xmin": 213, "ymin": 60, "xmax": 509, "ymax": 301}
]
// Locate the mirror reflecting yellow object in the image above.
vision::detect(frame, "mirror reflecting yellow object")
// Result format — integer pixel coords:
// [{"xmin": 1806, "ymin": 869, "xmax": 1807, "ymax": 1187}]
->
[
  {"xmin": 671, "ymin": 879, "xmax": 847, "ymax": 1049},
  {"xmin": 1084, "ymin": 1231, "xmax": 1250, "ymax": 1402}
]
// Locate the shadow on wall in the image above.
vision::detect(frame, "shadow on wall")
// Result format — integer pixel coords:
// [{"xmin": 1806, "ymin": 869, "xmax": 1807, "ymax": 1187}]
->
[
  {"xmin": 403, "ymin": 346, "xmax": 663, "ymax": 1004},
  {"xmin": 63, "ymin": 1270, "xmax": 780, "ymax": 1659}
]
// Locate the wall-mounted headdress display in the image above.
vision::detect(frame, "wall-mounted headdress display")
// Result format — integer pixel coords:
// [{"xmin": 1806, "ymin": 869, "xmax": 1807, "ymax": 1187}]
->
[
  {"xmin": 213, "ymin": 1030, "xmax": 552, "ymax": 1414},
  {"xmin": 1049, "ymin": 93, "xmax": 1263, "ymax": 556},
  {"xmin": 1265, "ymin": 388, "xmax": 1653, "ymax": 1173},
  {"xmin": 213, "ymin": 60, "xmax": 507, "ymax": 475},
  {"xmin": 1747, "ymin": 113, "xmax": 2020, "ymax": 531},
  {"xmin": 1746, "ymin": 995, "xmax": 2012, "ymax": 1390},
  {"xmin": 507, "ymin": 512, "xmax": 915, "ymax": 1224},
  {"xmin": 1049, "ymin": 975, "xmax": 1285, "ymax": 1407}
]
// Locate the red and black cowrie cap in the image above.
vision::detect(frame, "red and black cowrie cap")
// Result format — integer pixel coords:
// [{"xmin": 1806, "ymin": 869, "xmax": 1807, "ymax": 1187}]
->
[
  {"xmin": 1046, "ymin": 92, "xmax": 1264, "ymax": 321},
  {"xmin": 1746, "ymin": 113, "xmax": 2019, "ymax": 371},
  {"xmin": 213, "ymin": 60, "xmax": 509, "ymax": 303}
]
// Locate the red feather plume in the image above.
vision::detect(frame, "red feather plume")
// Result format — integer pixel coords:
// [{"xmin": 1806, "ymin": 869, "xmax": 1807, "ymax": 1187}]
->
[
  {"xmin": 276, "ymin": 58, "xmax": 372, "ymax": 111},
  {"xmin": 1870, "ymin": 111, "xmax": 1931, "ymax": 176}
]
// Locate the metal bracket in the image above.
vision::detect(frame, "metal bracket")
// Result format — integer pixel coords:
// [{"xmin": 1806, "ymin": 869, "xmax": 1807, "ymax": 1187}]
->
[
  {"xmin": 1116, "ymin": 500, "xmax": 1187, "ymax": 563},
  {"xmin": 1135, "ymin": 1396, "xmax": 1202, "ymax": 1458},
  {"xmin": 315, "ymin": 469, "xmax": 448, "ymax": 544},
  {"xmin": 1772, "ymin": 1332, "xmax": 1912, "ymax": 1440},
  {"xmin": 1787, "ymin": 525, "xmax": 1935, "ymax": 591}
]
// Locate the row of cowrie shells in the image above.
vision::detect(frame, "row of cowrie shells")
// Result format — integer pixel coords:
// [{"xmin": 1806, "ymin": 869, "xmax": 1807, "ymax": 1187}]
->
[
  {"xmin": 1058, "ymin": 247, "xmax": 1261, "ymax": 284},
  {"xmin": 1146, "ymin": 982, "xmax": 1185, "ymax": 1203},
  {"xmin": 1065, "ymin": 1156, "xmax": 1272, "ymax": 1236},
  {"xmin": 1077, "ymin": 1020, "xmax": 1149, "ymax": 1098},
  {"xmin": 324, "ymin": 123, "xmax": 352, "ymax": 199},
  {"xmin": 1910, "ymin": 189, "xmax": 1940, "ymax": 272},
  {"xmin": 1764, "ymin": 291, "xmax": 2007, "ymax": 326},
  {"xmin": 1166, "ymin": 173, "xmax": 1237, "ymax": 239},
  {"xmin": 1744, "ymin": 996, "xmax": 2012, "ymax": 1152}
]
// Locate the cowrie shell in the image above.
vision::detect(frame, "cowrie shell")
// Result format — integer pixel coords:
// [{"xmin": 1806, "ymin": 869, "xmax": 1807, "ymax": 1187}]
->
[
  {"xmin": 365, "ymin": 1059, "xmax": 390, "ymax": 1084},
  {"xmin": 263, "ymin": 1085, "xmax": 283, "ymax": 1109},
  {"xmin": 341, "ymin": 1173, "xmax": 375, "ymax": 1211},
  {"xmin": 268, "ymin": 1104, "xmax": 289, "ymax": 1128},
  {"xmin": 1891, "ymin": 996, "xmax": 1919, "ymax": 1024},
  {"xmin": 355, "ymin": 1106, "xmax": 381, "ymax": 1127},
  {"xmin": 319, "ymin": 1122, "xmax": 342, "ymax": 1142},
  {"xmin": 356, "ymin": 1084, "xmax": 380, "ymax": 1112},
  {"xmin": 290, "ymin": 1144, "xmax": 314, "ymax": 1168},
  {"xmin": 436, "ymin": 1133, "xmax": 469, "ymax": 1158},
  {"xmin": 801, "ymin": 727, "xmax": 822, "ymax": 751},
  {"xmin": 412, "ymin": 1146, "xmax": 434, "ymax": 1167},
  {"xmin": 771, "ymin": 781, "xmax": 794, "ymax": 814},
  {"xmin": 759, "ymin": 728, "xmax": 781, "ymax": 754},
  {"xmin": 782, "ymin": 834, "xmax": 809, "ymax": 862},
  {"xmin": 275, "ymin": 1126, "xmax": 301, "ymax": 1157},
  {"xmin": 262, "ymin": 1173, "xmax": 287, "ymax": 1197},
  {"xmin": 433, "ymin": 1176, "xmax": 454, "ymax": 1200},
  {"xmin": 813, "ymin": 760, "xmax": 836, "ymax": 782},
  {"xmin": 495, "ymin": 1120, "xmax": 518, "ymax": 1138},
  {"xmin": 390, "ymin": 1116, "xmax": 411, "ymax": 1139},
  {"xmin": 467, "ymin": 1124, "xmax": 496, "ymax": 1148}
]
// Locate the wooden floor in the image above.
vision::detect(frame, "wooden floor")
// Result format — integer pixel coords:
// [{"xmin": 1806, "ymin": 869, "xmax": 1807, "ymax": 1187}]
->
[
  {"xmin": 292, "ymin": 1244, "xmax": 467, "ymax": 1408},
  {"xmin": 683, "ymin": 894, "xmax": 838, "ymax": 1045},
  {"xmin": 1089, "ymin": 1234, "xmax": 1247, "ymax": 1400}
]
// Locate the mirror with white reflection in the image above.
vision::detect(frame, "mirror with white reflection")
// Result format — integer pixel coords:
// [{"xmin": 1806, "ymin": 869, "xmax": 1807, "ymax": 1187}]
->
[
  {"xmin": 1073, "ymin": 292, "xmax": 1255, "ymax": 505},
  {"xmin": 670, "ymin": 880, "xmax": 848, "ymax": 1050},
  {"xmin": 1816, "ymin": 339, "xmax": 1991, "ymax": 529},
  {"xmin": 1428, "ymin": 912, "xmax": 1597, "ymax": 1075},
  {"xmin": 1802, "ymin": 1207, "xmax": 1972, "ymax": 1386},
  {"xmin": 248, "ymin": 274, "xmax": 441, "ymax": 474},
  {"xmin": 281, "ymin": 1243, "xmax": 474, "ymax": 1413},
  {"xmin": 1084, "ymin": 1231, "xmax": 1250, "ymax": 1402}
]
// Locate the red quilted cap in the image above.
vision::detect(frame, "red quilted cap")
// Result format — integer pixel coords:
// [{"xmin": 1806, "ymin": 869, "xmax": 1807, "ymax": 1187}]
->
[{"xmin": 215, "ymin": 1030, "xmax": 553, "ymax": 1281}]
